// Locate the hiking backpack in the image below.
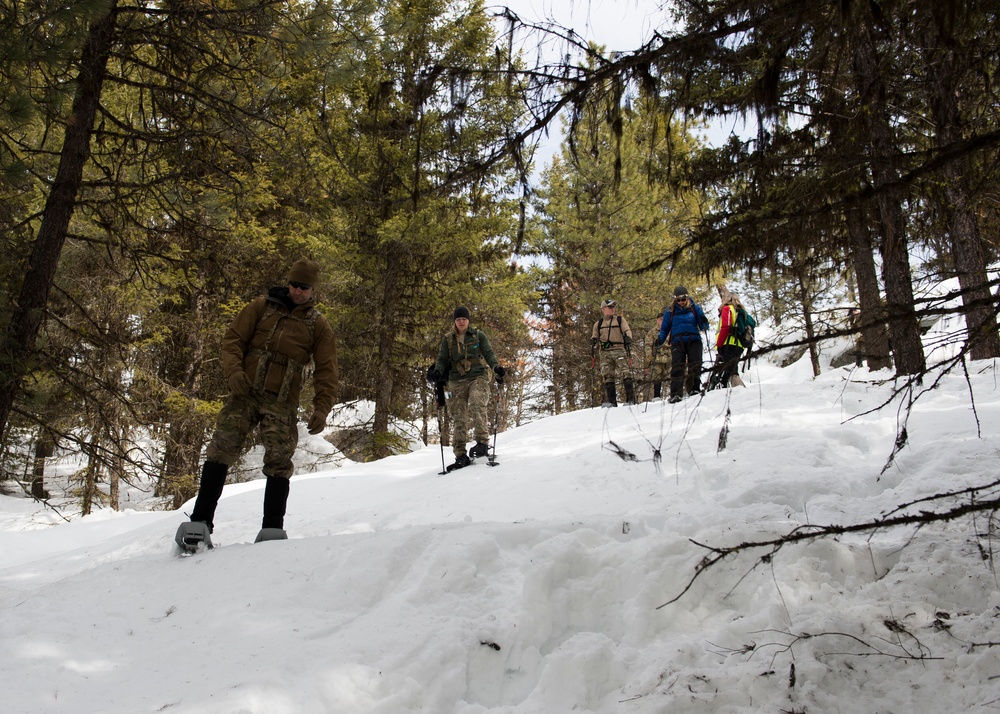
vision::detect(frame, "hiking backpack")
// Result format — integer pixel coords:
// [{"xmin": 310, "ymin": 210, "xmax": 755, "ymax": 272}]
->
[{"xmin": 731, "ymin": 307, "xmax": 757, "ymax": 348}]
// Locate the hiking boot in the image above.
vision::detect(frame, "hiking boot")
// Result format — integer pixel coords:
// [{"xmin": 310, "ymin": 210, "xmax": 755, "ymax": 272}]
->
[
  {"xmin": 668, "ymin": 394, "xmax": 682, "ymax": 404},
  {"xmin": 452, "ymin": 453, "xmax": 471, "ymax": 469},
  {"xmin": 470, "ymin": 442, "xmax": 489, "ymax": 458},
  {"xmin": 623, "ymin": 378, "xmax": 636, "ymax": 405}
]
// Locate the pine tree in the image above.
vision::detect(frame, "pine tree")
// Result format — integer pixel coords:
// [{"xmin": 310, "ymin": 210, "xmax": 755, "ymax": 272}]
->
[
  {"xmin": 530, "ymin": 91, "xmax": 707, "ymax": 410},
  {"xmin": 311, "ymin": 0, "xmax": 527, "ymax": 458}
]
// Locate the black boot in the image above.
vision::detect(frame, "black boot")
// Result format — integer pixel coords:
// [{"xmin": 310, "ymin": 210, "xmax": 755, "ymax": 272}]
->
[
  {"xmin": 256, "ymin": 476, "xmax": 290, "ymax": 543},
  {"xmin": 189, "ymin": 460, "xmax": 228, "ymax": 533},
  {"xmin": 624, "ymin": 378, "xmax": 636, "ymax": 405},
  {"xmin": 261, "ymin": 476, "xmax": 290, "ymax": 530},
  {"xmin": 603, "ymin": 382, "xmax": 618, "ymax": 407},
  {"xmin": 653, "ymin": 382, "xmax": 662, "ymax": 399},
  {"xmin": 446, "ymin": 453, "xmax": 472, "ymax": 472}
]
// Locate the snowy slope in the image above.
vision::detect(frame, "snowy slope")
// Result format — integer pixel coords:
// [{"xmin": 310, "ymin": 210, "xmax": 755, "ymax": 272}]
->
[{"xmin": 2, "ymin": 358, "xmax": 1000, "ymax": 713}]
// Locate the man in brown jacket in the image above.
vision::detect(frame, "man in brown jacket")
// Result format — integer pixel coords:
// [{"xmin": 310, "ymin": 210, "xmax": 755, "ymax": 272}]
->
[{"xmin": 175, "ymin": 258, "xmax": 338, "ymax": 550}]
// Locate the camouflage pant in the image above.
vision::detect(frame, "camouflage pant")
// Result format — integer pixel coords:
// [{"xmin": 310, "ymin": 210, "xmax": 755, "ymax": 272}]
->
[
  {"xmin": 448, "ymin": 371, "xmax": 491, "ymax": 456},
  {"xmin": 598, "ymin": 346, "xmax": 631, "ymax": 381},
  {"xmin": 205, "ymin": 391, "xmax": 299, "ymax": 479},
  {"xmin": 649, "ymin": 359, "xmax": 670, "ymax": 384},
  {"xmin": 439, "ymin": 403, "xmax": 452, "ymax": 447},
  {"xmin": 646, "ymin": 359, "xmax": 670, "ymax": 396}
]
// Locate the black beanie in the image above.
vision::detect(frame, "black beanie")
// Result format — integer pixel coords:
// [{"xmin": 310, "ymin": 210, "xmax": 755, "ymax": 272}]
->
[
  {"xmin": 453, "ymin": 306, "xmax": 471, "ymax": 320},
  {"xmin": 673, "ymin": 285, "xmax": 689, "ymax": 297}
]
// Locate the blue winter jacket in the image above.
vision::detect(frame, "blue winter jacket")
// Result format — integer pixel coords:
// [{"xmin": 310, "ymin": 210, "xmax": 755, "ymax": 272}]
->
[{"xmin": 658, "ymin": 302, "xmax": 710, "ymax": 344}]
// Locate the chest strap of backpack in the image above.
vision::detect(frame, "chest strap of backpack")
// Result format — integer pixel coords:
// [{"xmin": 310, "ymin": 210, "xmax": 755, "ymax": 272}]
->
[
  {"xmin": 598, "ymin": 316, "xmax": 624, "ymax": 350},
  {"xmin": 452, "ymin": 329, "xmax": 488, "ymax": 376},
  {"xmin": 249, "ymin": 304, "xmax": 317, "ymax": 401}
]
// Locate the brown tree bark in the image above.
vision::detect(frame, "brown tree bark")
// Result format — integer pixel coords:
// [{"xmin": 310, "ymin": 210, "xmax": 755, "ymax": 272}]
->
[
  {"xmin": 0, "ymin": 2, "xmax": 119, "ymax": 443},
  {"xmin": 30, "ymin": 431, "xmax": 55, "ymax": 500},
  {"xmin": 929, "ymin": 39, "xmax": 1000, "ymax": 360},
  {"xmin": 844, "ymin": 207, "xmax": 893, "ymax": 370},
  {"xmin": 851, "ymin": 13, "xmax": 926, "ymax": 377}
]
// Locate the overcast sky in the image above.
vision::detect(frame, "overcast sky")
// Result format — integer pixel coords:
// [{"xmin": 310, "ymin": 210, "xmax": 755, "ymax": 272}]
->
[
  {"xmin": 494, "ymin": 0, "xmax": 664, "ymax": 52},
  {"xmin": 491, "ymin": 1, "xmax": 745, "ymax": 170}
]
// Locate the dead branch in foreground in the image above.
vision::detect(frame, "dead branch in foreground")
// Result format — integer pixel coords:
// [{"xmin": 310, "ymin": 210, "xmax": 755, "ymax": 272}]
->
[{"xmin": 657, "ymin": 478, "xmax": 1000, "ymax": 608}]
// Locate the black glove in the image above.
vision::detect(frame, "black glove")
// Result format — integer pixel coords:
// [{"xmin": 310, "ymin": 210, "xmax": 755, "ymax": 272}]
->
[
  {"xmin": 653, "ymin": 337, "xmax": 663, "ymax": 348},
  {"xmin": 623, "ymin": 335, "xmax": 632, "ymax": 348},
  {"xmin": 426, "ymin": 364, "xmax": 442, "ymax": 384},
  {"xmin": 591, "ymin": 337, "xmax": 598, "ymax": 349},
  {"xmin": 494, "ymin": 365, "xmax": 506, "ymax": 384}
]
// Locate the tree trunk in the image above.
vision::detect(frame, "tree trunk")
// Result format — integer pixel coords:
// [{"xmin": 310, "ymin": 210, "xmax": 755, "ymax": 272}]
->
[
  {"xmin": 929, "ymin": 43, "xmax": 1000, "ymax": 360},
  {"xmin": 109, "ymin": 447, "xmax": 121, "ymax": 511},
  {"xmin": 31, "ymin": 431, "xmax": 55, "ymax": 500},
  {"xmin": 851, "ymin": 14, "xmax": 926, "ymax": 377},
  {"xmin": 371, "ymin": 247, "xmax": 402, "ymax": 461},
  {"xmin": 796, "ymin": 266, "xmax": 822, "ymax": 378},
  {"xmin": 81, "ymin": 435, "xmax": 101, "ymax": 517},
  {"xmin": 844, "ymin": 207, "xmax": 893, "ymax": 370},
  {"xmin": 157, "ymin": 289, "xmax": 209, "ymax": 508},
  {"xmin": 945, "ymin": 178, "xmax": 1000, "ymax": 360},
  {"xmin": 0, "ymin": 2, "xmax": 119, "ymax": 444}
]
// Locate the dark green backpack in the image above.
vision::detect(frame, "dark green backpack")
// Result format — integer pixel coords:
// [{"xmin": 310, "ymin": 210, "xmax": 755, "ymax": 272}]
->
[{"xmin": 731, "ymin": 307, "xmax": 757, "ymax": 348}]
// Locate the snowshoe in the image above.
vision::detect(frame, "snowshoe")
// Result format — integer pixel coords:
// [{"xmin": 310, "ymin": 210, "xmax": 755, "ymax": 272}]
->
[
  {"xmin": 175, "ymin": 521, "xmax": 213, "ymax": 554},
  {"xmin": 470, "ymin": 442, "xmax": 489, "ymax": 458},
  {"xmin": 668, "ymin": 395, "xmax": 682, "ymax": 404},
  {"xmin": 600, "ymin": 402, "xmax": 616, "ymax": 408},
  {"xmin": 446, "ymin": 453, "xmax": 472, "ymax": 472},
  {"xmin": 254, "ymin": 528, "xmax": 288, "ymax": 543}
]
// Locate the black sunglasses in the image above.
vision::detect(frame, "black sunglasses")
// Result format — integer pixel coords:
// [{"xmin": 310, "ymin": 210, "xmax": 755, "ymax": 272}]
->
[{"xmin": 289, "ymin": 281, "xmax": 312, "ymax": 290}]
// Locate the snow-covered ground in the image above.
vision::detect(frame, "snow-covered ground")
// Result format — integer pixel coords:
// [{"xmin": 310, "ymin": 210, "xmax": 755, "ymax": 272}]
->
[{"xmin": 2, "ymin": 336, "xmax": 1000, "ymax": 712}]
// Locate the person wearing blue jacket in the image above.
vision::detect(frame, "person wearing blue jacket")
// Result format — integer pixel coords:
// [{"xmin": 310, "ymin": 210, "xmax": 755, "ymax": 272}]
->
[{"xmin": 655, "ymin": 286, "xmax": 710, "ymax": 402}]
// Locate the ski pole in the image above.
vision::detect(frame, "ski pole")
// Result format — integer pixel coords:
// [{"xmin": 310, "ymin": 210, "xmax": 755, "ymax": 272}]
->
[
  {"xmin": 702, "ymin": 328, "xmax": 714, "ymax": 362},
  {"xmin": 488, "ymin": 379, "xmax": 502, "ymax": 466},
  {"xmin": 590, "ymin": 340, "xmax": 597, "ymax": 407},
  {"xmin": 623, "ymin": 339, "xmax": 637, "ymax": 405},
  {"xmin": 435, "ymin": 381, "xmax": 447, "ymax": 475},
  {"xmin": 643, "ymin": 350, "xmax": 655, "ymax": 412},
  {"xmin": 702, "ymin": 328, "xmax": 716, "ymax": 390}
]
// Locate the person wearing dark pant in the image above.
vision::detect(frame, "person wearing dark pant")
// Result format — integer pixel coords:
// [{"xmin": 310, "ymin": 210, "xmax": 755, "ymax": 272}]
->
[
  {"xmin": 655, "ymin": 286, "xmax": 710, "ymax": 404},
  {"xmin": 711, "ymin": 292, "xmax": 752, "ymax": 389},
  {"xmin": 670, "ymin": 337, "xmax": 705, "ymax": 400}
]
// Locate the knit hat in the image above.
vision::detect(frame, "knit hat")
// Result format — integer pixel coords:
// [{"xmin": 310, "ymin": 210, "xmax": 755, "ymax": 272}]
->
[
  {"xmin": 287, "ymin": 258, "xmax": 320, "ymax": 287},
  {"xmin": 673, "ymin": 285, "xmax": 688, "ymax": 297},
  {"xmin": 453, "ymin": 306, "xmax": 471, "ymax": 320}
]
